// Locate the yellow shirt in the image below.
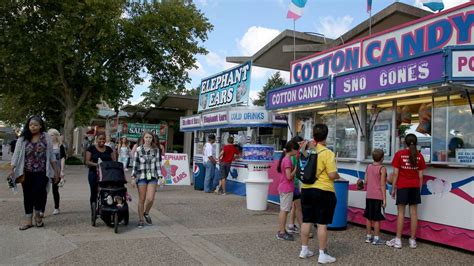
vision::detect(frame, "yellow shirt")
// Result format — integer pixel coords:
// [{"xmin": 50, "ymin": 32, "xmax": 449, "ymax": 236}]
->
[{"xmin": 301, "ymin": 143, "xmax": 338, "ymax": 192}]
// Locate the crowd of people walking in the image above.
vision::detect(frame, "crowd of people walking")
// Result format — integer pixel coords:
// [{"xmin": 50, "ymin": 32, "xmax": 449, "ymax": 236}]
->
[{"xmin": 7, "ymin": 115, "xmax": 426, "ymax": 263}]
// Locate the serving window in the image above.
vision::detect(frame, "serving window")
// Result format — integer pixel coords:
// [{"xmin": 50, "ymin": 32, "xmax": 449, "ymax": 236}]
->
[
  {"xmin": 365, "ymin": 102, "xmax": 394, "ymax": 160},
  {"xmin": 432, "ymin": 93, "xmax": 474, "ymax": 165},
  {"xmin": 315, "ymin": 108, "xmax": 358, "ymax": 159},
  {"xmin": 395, "ymin": 97, "xmax": 433, "ymax": 162}
]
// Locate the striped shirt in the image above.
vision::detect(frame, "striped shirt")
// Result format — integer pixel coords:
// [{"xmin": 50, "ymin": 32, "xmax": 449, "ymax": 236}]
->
[{"xmin": 132, "ymin": 145, "xmax": 162, "ymax": 180}]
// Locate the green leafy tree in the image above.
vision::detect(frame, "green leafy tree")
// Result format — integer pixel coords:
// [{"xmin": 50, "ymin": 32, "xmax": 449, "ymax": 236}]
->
[
  {"xmin": 0, "ymin": 0, "xmax": 213, "ymax": 155},
  {"xmin": 139, "ymin": 84, "xmax": 200, "ymax": 107},
  {"xmin": 253, "ymin": 71, "xmax": 287, "ymax": 106}
]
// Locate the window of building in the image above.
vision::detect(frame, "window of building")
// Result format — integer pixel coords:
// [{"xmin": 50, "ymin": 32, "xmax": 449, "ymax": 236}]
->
[
  {"xmin": 334, "ymin": 108, "xmax": 358, "ymax": 159},
  {"xmin": 396, "ymin": 97, "xmax": 432, "ymax": 162},
  {"xmin": 366, "ymin": 102, "xmax": 393, "ymax": 160},
  {"xmin": 432, "ymin": 94, "xmax": 474, "ymax": 165}
]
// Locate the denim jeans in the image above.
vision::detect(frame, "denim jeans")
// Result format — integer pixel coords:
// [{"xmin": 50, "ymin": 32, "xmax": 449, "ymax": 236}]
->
[{"xmin": 204, "ymin": 161, "xmax": 216, "ymax": 193}]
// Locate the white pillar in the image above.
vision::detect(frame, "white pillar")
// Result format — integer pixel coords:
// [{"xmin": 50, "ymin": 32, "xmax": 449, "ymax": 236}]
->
[
  {"xmin": 246, "ymin": 127, "xmax": 252, "ymax": 144},
  {"xmin": 193, "ymin": 130, "xmax": 198, "ymax": 156},
  {"xmin": 287, "ymin": 112, "xmax": 295, "ymax": 140},
  {"xmin": 216, "ymin": 128, "xmax": 221, "ymax": 161},
  {"xmin": 183, "ymin": 110, "xmax": 193, "ymax": 158},
  {"xmin": 357, "ymin": 103, "xmax": 367, "ymax": 162}
]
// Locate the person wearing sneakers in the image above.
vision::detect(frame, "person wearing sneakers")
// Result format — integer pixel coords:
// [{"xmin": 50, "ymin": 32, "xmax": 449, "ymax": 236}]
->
[
  {"xmin": 216, "ymin": 136, "xmax": 239, "ymax": 195},
  {"xmin": 287, "ymin": 136, "xmax": 304, "ymax": 235},
  {"xmin": 46, "ymin": 129, "xmax": 66, "ymax": 216},
  {"xmin": 275, "ymin": 140, "xmax": 299, "ymax": 241},
  {"xmin": 387, "ymin": 134, "xmax": 426, "ymax": 249},
  {"xmin": 131, "ymin": 131, "xmax": 162, "ymax": 229},
  {"xmin": 299, "ymin": 124, "xmax": 339, "ymax": 263},
  {"xmin": 203, "ymin": 134, "xmax": 217, "ymax": 193},
  {"xmin": 361, "ymin": 149, "xmax": 387, "ymax": 245}
]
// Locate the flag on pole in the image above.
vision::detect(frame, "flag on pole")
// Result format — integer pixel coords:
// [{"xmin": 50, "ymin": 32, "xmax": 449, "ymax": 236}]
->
[
  {"xmin": 367, "ymin": 0, "xmax": 373, "ymax": 13},
  {"xmin": 287, "ymin": 0, "xmax": 308, "ymax": 20},
  {"xmin": 421, "ymin": 0, "xmax": 444, "ymax": 12}
]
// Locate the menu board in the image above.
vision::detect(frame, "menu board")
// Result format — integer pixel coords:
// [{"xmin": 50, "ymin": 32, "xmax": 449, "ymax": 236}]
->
[{"xmin": 372, "ymin": 122, "xmax": 391, "ymax": 154}]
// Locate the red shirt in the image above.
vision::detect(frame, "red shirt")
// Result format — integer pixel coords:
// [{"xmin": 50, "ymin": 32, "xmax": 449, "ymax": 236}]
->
[
  {"xmin": 392, "ymin": 149, "xmax": 426, "ymax": 188},
  {"xmin": 221, "ymin": 144, "xmax": 239, "ymax": 163}
]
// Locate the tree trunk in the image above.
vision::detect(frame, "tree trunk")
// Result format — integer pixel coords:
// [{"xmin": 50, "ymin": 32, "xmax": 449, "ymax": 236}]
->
[{"xmin": 63, "ymin": 107, "xmax": 76, "ymax": 158}]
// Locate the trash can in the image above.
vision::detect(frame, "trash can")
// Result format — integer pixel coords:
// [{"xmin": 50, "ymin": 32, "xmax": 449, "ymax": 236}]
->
[
  {"xmin": 193, "ymin": 162, "xmax": 205, "ymax": 190},
  {"xmin": 328, "ymin": 179, "xmax": 349, "ymax": 230},
  {"xmin": 244, "ymin": 179, "xmax": 272, "ymax": 211}
]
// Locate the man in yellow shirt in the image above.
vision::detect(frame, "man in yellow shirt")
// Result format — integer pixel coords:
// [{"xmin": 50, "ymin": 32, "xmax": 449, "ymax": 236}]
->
[{"xmin": 298, "ymin": 124, "xmax": 340, "ymax": 264}]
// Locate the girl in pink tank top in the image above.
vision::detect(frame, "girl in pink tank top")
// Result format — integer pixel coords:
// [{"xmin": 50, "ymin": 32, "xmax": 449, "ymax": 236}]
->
[{"xmin": 362, "ymin": 149, "xmax": 387, "ymax": 245}]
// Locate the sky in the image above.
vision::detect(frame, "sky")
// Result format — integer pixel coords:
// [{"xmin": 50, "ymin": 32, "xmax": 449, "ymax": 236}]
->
[{"xmin": 129, "ymin": 0, "xmax": 471, "ymax": 105}]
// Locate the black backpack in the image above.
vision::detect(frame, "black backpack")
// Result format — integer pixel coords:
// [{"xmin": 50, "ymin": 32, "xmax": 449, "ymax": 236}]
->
[{"xmin": 297, "ymin": 149, "xmax": 327, "ymax": 185}]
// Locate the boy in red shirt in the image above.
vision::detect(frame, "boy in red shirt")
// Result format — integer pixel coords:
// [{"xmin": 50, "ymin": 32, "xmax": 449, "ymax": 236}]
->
[
  {"xmin": 387, "ymin": 134, "xmax": 426, "ymax": 249},
  {"xmin": 217, "ymin": 136, "xmax": 240, "ymax": 195}
]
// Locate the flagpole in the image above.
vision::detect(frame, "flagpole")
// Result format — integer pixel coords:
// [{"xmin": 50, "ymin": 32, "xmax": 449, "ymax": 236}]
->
[
  {"xmin": 293, "ymin": 19, "xmax": 296, "ymax": 60},
  {"xmin": 369, "ymin": 9, "xmax": 372, "ymax": 35}
]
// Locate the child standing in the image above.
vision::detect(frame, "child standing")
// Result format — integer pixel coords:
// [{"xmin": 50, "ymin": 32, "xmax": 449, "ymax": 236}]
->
[
  {"xmin": 387, "ymin": 134, "xmax": 426, "ymax": 249},
  {"xmin": 276, "ymin": 140, "xmax": 299, "ymax": 241},
  {"xmin": 363, "ymin": 149, "xmax": 387, "ymax": 245}
]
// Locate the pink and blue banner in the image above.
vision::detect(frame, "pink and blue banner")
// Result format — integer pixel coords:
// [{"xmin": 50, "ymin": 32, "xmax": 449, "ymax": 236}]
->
[
  {"xmin": 287, "ymin": 0, "xmax": 308, "ymax": 20},
  {"xmin": 334, "ymin": 52, "xmax": 445, "ymax": 99},
  {"xmin": 367, "ymin": 0, "xmax": 372, "ymax": 12}
]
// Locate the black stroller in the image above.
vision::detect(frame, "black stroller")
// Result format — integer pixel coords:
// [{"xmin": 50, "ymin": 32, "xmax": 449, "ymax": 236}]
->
[{"xmin": 91, "ymin": 161, "xmax": 129, "ymax": 233}]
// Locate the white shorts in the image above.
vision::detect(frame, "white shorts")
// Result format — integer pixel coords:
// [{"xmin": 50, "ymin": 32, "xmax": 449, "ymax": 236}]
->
[{"xmin": 279, "ymin": 192, "xmax": 294, "ymax": 212}]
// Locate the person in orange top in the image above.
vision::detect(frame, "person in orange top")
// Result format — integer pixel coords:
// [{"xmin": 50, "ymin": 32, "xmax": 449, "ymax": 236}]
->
[{"xmin": 216, "ymin": 136, "xmax": 240, "ymax": 195}]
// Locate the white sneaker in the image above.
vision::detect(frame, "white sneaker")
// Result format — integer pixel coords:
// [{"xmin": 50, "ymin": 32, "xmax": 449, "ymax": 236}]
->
[
  {"xmin": 386, "ymin": 238, "xmax": 402, "ymax": 248},
  {"xmin": 299, "ymin": 249, "xmax": 314, "ymax": 259},
  {"xmin": 409, "ymin": 238, "xmax": 417, "ymax": 249},
  {"xmin": 214, "ymin": 185, "xmax": 221, "ymax": 194},
  {"xmin": 52, "ymin": 209, "xmax": 60, "ymax": 215},
  {"xmin": 318, "ymin": 253, "xmax": 336, "ymax": 264}
]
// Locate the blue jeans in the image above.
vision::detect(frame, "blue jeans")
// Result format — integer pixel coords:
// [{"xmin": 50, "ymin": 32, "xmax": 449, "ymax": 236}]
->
[{"xmin": 204, "ymin": 161, "xmax": 216, "ymax": 192}]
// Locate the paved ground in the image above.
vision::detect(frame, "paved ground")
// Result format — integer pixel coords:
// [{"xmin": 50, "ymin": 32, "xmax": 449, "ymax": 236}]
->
[{"xmin": 0, "ymin": 162, "xmax": 472, "ymax": 265}]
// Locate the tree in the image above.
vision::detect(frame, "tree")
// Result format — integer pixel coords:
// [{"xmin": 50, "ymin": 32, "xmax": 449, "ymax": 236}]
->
[
  {"xmin": 253, "ymin": 71, "xmax": 287, "ymax": 106},
  {"xmin": 139, "ymin": 84, "xmax": 200, "ymax": 107},
  {"xmin": 0, "ymin": 0, "xmax": 213, "ymax": 155}
]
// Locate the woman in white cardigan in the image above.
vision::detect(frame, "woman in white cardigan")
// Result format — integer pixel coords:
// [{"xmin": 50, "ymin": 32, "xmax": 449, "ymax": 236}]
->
[{"xmin": 10, "ymin": 116, "xmax": 60, "ymax": 230}]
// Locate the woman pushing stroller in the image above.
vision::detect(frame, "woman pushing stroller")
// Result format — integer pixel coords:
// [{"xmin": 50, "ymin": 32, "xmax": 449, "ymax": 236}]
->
[{"xmin": 131, "ymin": 131, "xmax": 163, "ymax": 229}]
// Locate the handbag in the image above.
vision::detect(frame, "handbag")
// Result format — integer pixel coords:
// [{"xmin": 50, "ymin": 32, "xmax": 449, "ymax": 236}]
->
[{"xmin": 15, "ymin": 174, "xmax": 25, "ymax": 184}]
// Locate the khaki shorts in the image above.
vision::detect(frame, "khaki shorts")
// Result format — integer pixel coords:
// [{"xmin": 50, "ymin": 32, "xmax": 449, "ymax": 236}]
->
[{"xmin": 279, "ymin": 192, "xmax": 293, "ymax": 212}]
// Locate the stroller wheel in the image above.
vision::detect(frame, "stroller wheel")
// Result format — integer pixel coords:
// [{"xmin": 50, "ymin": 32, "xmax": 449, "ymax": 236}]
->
[
  {"xmin": 91, "ymin": 202, "xmax": 97, "ymax": 227},
  {"xmin": 123, "ymin": 211, "xmax": 129, "ymax": 226},
  {"xmin": 114, "ymin": 214, "xmax": 119, "ymax": 234}
]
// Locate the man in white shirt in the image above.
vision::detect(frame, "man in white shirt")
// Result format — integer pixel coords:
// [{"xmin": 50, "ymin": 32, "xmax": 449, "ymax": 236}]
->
[{"xmin": 203, "ymin": 134, "xmax": 217, "ymax": 193}]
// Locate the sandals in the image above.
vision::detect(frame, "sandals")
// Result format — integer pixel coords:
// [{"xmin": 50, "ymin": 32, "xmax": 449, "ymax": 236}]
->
[
  {"xmin": 19, "ymin": 224, "xmax": 34, "ymax": 231},
  {"xmin": 34, "ymin": 213, "xmax": 44, "ymax": 228}
]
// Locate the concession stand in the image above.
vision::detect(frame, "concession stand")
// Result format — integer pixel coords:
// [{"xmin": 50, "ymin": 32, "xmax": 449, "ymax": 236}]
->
[
  {"xmin": 264, "ymin": 3, "xmax": 474, "ymax": 251},
  {"xmin": 179, "ymin": 106, "xmax": 287, "ymax": 198}
]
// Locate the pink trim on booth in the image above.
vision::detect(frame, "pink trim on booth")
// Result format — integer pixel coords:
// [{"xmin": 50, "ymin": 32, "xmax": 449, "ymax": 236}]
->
[{"xmin": 348, "ymin": 207, "xmax": 474, "ymax": 252}]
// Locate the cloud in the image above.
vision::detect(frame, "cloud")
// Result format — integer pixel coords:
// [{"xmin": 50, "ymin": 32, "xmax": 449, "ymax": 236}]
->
[
  {"xmin": 195, "ymin": 0, "xmax": 208, "ymax": 7},
  {"xmin": 414, "ymin": 0, "xmax": 470, "ymax": 10},
  {"xmin": 189, "ymin": 60, "xmax": 207, "ymax": 78},
  {"xmin": 314, "ymin": 15, "xmax": 354, "ymax": 39},
  {"xmin": 204, "ymin": 51, "xmax": 234, "ymax": 70},
  {"xmin": 130, "ymin": 96, "xmax": 145, "ymax": 106},
  {"xmin": 237, "ymin": 26, "xmax": 281, "ymax": 56}
]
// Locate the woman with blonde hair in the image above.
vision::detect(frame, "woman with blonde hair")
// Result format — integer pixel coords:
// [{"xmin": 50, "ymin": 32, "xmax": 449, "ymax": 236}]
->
[
  {"xmin": 43, "ymin": 129, "xmax": 66, "ymax": 215},
  {"xmin": 131, "ymin": 131, "xmax": 162, "ymax": 228},
  {"xmin": 117, "ymin": 137, "xmax": 131, "ymax": 171}
]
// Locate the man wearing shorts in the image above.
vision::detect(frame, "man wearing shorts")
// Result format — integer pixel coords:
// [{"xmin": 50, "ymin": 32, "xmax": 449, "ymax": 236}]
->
[
  {"xmin": 216, "ymin": 136, "xmax": 239, "ymax": 195},
  {"xmin": 299, "ymin": 124, "xmax": 340, "ymax": 264}
]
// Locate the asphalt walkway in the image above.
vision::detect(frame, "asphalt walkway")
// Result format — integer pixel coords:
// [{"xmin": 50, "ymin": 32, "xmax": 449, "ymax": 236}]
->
[{"xmin": 0, "ymin": 163, "xmax": 472, "ymax": 265}]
